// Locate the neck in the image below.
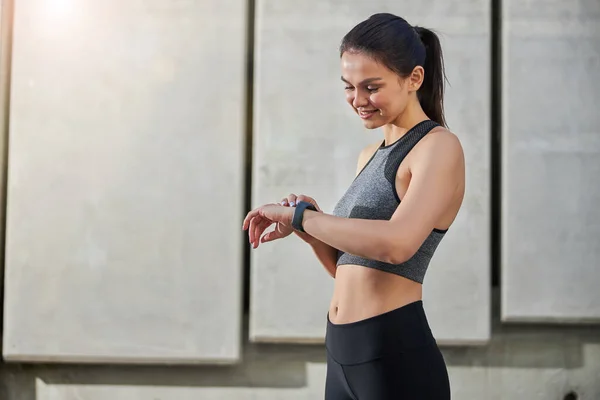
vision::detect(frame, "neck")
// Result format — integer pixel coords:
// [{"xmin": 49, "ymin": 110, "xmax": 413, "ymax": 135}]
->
[{"xmin": 381, "ymin": 99, "xmax": 430, "ymax": 146}]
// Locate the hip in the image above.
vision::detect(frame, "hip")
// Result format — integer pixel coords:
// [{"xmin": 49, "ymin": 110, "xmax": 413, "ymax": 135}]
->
[
  {"xmin": 325, "ymin": 301, "xmax": 450, "ymax": 399},
  {"xmin": 326, "ymin": 300, "xmax": 436, "ymax": 364}
]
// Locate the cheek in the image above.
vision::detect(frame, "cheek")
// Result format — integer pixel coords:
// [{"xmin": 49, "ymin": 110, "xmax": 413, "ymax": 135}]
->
[
  {"xmin": 371, "ymin": 90, "xmax": 406, "ymax": 111},
  {"xmin": 369, "ymin": 93, "xmax": 385, "ymax": 108}
]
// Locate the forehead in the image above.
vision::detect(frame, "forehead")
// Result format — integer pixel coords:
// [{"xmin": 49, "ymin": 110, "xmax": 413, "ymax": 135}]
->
[{"xmin": 341, "ymin": 52, "xmax": 392, "ymax": 81}]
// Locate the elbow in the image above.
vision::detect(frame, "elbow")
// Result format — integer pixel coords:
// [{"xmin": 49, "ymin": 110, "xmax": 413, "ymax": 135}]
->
[
  {"xmin": 380, "ymin": 242, "xmax": 415, "ymax": 265},
  {"xmin": 375, "ymin": 225, "xmax": 419, "ymax": 265},
  {"xmin": 383, "ymin": 252, "xmax": 409, "ymax": 265}
]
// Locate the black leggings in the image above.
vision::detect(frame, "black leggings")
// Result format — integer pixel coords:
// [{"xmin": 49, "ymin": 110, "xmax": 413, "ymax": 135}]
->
[{"xmin": 325, "ymin": 300, "xmax": 450, "ymax": 399}]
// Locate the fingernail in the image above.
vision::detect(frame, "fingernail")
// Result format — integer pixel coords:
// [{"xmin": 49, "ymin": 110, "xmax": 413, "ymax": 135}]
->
[
  {"xmin": 280, "ymin": 201, "xmax": 286, "ymax": 205},
  {"xmin": 290, "ymin": 201, "xmax": 296, "ymax": 207}
]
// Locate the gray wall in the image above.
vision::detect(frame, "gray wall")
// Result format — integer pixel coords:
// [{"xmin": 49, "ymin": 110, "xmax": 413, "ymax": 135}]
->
[
  {"xmin": 3, "ymin": 0, "xmax": 246, "ymax": 364},
  {"xmin": 1, "ymin": 301, "xmax": 599, "ymax": 399},
  {"xmin": 251, "ymin": 0, "xmax": 491, "ymax": 346},
  {"xmin": 0, "ymin": 0, "xmax": 599, "ymax": 398},
  {"xmin": 501, "ymin": 0, "xmax": 600, "ymax": 323}
]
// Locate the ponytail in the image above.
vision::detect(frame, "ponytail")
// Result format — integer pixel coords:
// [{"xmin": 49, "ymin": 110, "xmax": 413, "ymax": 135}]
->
[
  {"xmin": 414, "ymin": 27, "xmax": 447, "ymax": 127},
  {"xmin": 340, "ymin": 14, "xmax": 447, "ymax": 127}
]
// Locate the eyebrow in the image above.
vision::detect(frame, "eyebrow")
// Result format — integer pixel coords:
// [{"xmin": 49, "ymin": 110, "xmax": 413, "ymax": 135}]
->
[{"xmin": 341, "ymin": 76, "xmax": 383, "ymax": 85}]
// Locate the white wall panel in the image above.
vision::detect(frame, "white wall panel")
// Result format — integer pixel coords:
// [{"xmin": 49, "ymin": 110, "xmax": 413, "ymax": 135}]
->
[
  {"xmin": 251, "ymin": 0, "xmax": 490, "ymax": 344},
  {"xmin": 3, "ymin": 0, "xmax": 246, "ymax": 363},
  {"xmin": 502, "ymin": 0, "xmax": 600, "ymax": 322}
]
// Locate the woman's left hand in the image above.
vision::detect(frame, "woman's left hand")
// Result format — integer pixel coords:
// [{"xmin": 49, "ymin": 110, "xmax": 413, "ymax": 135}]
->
[{"xmin": 242, "ymin": 204, "xmax": 294, "ymax": 248}]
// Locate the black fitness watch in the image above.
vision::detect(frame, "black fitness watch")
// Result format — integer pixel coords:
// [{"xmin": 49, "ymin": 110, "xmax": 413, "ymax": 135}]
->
[{"xmin": 292, "ymin": 201, "xmax": 317, "ymax": 232}]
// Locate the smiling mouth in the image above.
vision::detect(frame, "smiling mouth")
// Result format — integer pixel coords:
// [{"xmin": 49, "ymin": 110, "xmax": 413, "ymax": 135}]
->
[{"xmin": 358, "ymin": 109, "xmax": 379, "ymax": 119}]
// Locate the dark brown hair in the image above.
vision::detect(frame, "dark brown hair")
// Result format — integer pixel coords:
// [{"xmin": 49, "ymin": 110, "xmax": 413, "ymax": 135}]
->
[{"xmin": 340, "ymin": 13, "xmax": 447, "ymax": 127}]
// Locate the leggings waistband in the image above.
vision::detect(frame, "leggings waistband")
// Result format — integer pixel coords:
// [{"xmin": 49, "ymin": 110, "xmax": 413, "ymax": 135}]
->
[{"xmin": 325, "ymin": 300, "xmax": 435, "ymax": 365}]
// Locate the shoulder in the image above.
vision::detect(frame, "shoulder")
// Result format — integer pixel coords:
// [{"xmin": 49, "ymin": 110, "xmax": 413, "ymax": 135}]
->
[
  {"xmin": 358, "ymin": 141, "xmax": 382, "ymax": 161},
  {"xmin": 412, "ymin": 126, "xmax": 464, "ymax": 167},
  {"xmin": 356, "ymin": 141, "xmax": 382, "ymax": 174}
]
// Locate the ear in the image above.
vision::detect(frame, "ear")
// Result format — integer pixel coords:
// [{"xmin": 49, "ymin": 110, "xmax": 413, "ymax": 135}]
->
[{"xmin": 408, "ymin": 66, "xmax": 425, "ymax": 92}]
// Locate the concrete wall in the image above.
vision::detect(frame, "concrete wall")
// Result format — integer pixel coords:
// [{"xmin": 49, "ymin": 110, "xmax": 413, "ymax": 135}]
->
[
  {"xmin": 501, "ymin": 0, "xmax": 600, "ymax": 322},
  {"xmin": 2, "ymin": 0, "xmax": 246, "ymax": 363},
  {"xmin": 250, "ymin": 0, "xmax": 491, "ymax": 346},
  {"xmin": 1, "ymin": 300, "xmax": 599, "ymax": 399},
  {"xmin": 0, "ymin": 0, "xmax": 599, "ymax": 398}
]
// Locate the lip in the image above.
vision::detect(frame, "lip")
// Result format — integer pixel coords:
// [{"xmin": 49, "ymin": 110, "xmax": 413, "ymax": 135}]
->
[{"xmin": 358, "ymin": 109, "xmax": 378, "ymax": 119}]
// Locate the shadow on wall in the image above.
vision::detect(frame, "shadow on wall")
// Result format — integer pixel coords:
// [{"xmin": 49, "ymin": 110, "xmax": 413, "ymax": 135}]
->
[
  {"xmin": 441, "ymin": 290, "xmax": 600, "ymax": 369},
  {"xmin": 0, "ymin": 340, "xmax": 325, "ymax": 400}
]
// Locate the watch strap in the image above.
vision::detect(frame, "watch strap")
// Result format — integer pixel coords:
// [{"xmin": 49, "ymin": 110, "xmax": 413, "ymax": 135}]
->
[{"xmin": 292, "ymin": 201, "xmax": 317, "ymax": 232}]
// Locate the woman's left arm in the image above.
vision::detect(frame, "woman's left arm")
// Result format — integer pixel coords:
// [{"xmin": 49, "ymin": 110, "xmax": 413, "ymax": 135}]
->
[{"xmin": 300, "ymin": 132, "xmax": 464, "ymax": 264}]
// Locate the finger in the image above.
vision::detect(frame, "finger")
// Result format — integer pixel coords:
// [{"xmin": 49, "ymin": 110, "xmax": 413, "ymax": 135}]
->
[
  {"xmin": 287, "ymin": 193, "xmax": 298, "ymax": 207},
  {"xmin": 261, "ymin": 230, "xmax": 283, "ymax": 243},
  {"xmin": 250, "ymin": 215, "xmax": 269, "ymax": 244},
  {"xmin": 296, "ymin": 194, "xmax": 313, "ymax": 204},
  {"xmin": 261, "ymin": 232, "xmax": 275, "ymax": 243},
  {"xmin": 263, "ymin": 222, "xmax": 291, "ymax": 243},
  {"xmin": 252, "ymin": 220, "xmax": 272, "ymax": 249},
  {"xmin": 248, "ymin": 215, "xmax": 261, "ymax": 244},
  {"xmin": 296, "ymin": 195, "xmax": 321, "ymax": 211},
  {"xmin": 280, "ymin": 197, "xmax": 289, "ymax": 206},
  {"xmin": 243, "ymin": 203, "xmax": 278, "ymax": 229},
  {"xmin": 254, "ymin": 218, "xmax": 272, "ymax": 248},
  {"xmin": 252, "ymin": 216, "xmax": 266, "ymax": 247},
  {"xmin": 243, "ymin": 208, "xmax": 261, "ymax": 230},
  {"xmin": 254, "ymin": 219, "xmax": 272, "ymax": 248}
]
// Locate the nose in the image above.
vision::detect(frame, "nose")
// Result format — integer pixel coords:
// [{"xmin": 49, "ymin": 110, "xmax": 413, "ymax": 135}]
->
[{"xmin": 352, "ymin": 92, "xmax": 369, "ymax": 109}]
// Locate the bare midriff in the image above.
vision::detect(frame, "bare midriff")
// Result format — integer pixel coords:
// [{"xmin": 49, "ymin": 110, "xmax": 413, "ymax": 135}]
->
[{"xmin": 328, "ymin": 264, "xmax": 422, "ymax": 325}]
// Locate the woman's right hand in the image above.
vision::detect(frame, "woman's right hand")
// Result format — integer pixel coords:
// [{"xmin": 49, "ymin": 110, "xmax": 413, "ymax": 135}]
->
[{"xmin": 260, "ymin": 193, "xmax": 322, "ymax": 245}]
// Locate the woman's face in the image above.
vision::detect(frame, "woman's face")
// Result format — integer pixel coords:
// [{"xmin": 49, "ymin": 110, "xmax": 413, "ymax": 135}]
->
[{"xmin": 341, "ymin": 51, "xmax": 421, "ymax": 129}]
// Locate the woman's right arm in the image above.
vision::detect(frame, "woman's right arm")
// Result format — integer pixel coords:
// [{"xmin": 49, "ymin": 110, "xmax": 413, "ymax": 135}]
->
[
  {"xmin": 303, "ymin": 232, "xmax": 339, "ymax": 278},
  {"xmin": 281, "ymin": 194, "xmax": 338, "ymax": 278}
]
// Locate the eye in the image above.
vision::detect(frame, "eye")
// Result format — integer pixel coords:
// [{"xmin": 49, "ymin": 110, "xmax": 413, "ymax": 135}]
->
[
  {"xmin": 367, "ymin": 86, "xmax": 379, "ymax": 93},
  {"xmin": 344, "ymin": 86, "xmax": 354, "ymax": 91}
]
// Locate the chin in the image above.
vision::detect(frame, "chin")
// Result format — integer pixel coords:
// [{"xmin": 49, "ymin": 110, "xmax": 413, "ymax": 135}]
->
[{"xmin": 362, "ymin": 120, "xmax": 383, "ymax": 130}]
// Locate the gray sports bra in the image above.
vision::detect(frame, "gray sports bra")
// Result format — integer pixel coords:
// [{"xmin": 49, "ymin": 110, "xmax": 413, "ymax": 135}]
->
[{"xmin": 332, "ymin": 120, "xmax": 446, "ymax": 284}]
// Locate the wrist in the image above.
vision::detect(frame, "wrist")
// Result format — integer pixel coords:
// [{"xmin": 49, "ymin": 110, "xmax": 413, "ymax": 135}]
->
[
  {"xmin": 291, "ymin": 201, "xmax": 318, "ymax": 232},
  {"xmin": 285, "ymin": 206, "xmax": 295, "ymax": 225}
]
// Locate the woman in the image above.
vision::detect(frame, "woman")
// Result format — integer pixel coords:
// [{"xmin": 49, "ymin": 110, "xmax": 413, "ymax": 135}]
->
[{"xmin": 243, "ymin": 13, "xmax": 464, "ymax": 399}]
